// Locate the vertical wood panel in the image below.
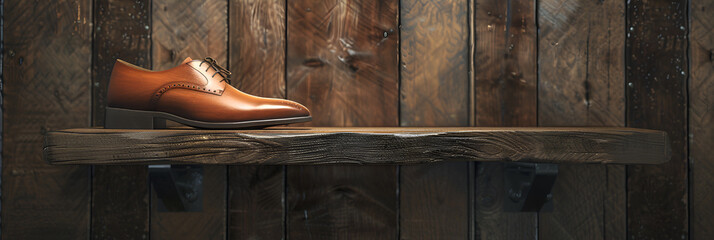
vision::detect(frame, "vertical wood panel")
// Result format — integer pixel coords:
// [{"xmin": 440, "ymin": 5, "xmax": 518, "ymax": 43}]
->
[
  {"xmin": 93, "ymin": 0, "xmax": 152, "ymax": 127},
  {"xmin": 626, "ymin": 0, "xmax": 688, "ymax": 239},
  {"xmin": 400, "ymin": 0, "xmax": 470, "ymax": 127},
  {"xmin": 605, "ymin": 166, "xmax": 625, "ymax": 239},
  {"xmin": 287, "ymin": 166, "xmax": 398, "ymax": 239},
  {"xmin": 228, "ymin": 166, "xmax": 284, "ymax": 239},
  {"xmin": 286, "ymin": 0, "xmax": 399, "ymax": 239},
  {"xmin": 474, "ymin": 0, "xmax": 537, "ymax": 127},
  {"xmin": 473, "ymin": 0, "xmax": 537, "ymax": 238},
  {"xmin": 286, "ymin": 0, "xmax": 399, "ymax": 127},
  {"xmin": 400, "ymin": 162, "xmax": 469, "ymax": 239},
  {"xmin": 400, "ymin": 0, "xmax": 470, "ymax": 238},
  {"xmin": 2, "ymin": 0, "xmax": 92, "ymax": 239},
  {"xmin": 150, "ymin": 166, "xmax": 226, "ymax": 239},
  {"xmin": 228, "ymin": 1, "xmax": 286, "ymax": 239},
  {"xmin": 151, "ymin": 1, "xmax": 228, "ymax": 239},
  {"xmin": 230, "ymin": 0, "xmax": 286, "ymax": 98},
  {"xmin": 91, "ymin": 0, "xmax": 151, "ymax": 238},
  {"xmin": 537, "ymin": 0, "xmax": 626, "ymax": 239},
  {"xmin": 0, "ymin": 2, "xmax": 3, "ymax": 231},
  {"xmin": 92, "ymin": 166, "xmax": 149, "ymax": 240},
  {"xmin": 152, "ymin": 0, "xmax": 228, "ymax": 69},
  {"xmin": 690, "ymin": 0, "xmax": 714, "ymax": 238}
]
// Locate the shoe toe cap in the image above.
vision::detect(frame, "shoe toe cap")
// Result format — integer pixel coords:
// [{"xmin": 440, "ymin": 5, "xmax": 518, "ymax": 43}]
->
[
  {"xmin": 255, "ymin": 99, "xmax": 310, "ymax": 119},
  {"xmin": 279, "ymin": 99, "xmax": 311, "ymax": 118}
]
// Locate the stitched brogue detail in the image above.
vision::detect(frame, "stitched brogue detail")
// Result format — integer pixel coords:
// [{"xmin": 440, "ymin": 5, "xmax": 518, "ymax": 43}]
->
[{"xmin": 150, "ymin": 81, "xmax": 225, "ymax": 106}]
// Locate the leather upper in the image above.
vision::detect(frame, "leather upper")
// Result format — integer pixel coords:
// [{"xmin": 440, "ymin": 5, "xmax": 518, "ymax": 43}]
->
[{"xmin": 107, "ymin": 58, "xmax": 310, "ymax": 122}]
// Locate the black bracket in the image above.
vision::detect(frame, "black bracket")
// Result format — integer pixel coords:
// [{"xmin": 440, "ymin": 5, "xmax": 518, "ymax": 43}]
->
[
  {"xmin": 503, "ymin": 162, "xmax": 558, "ymax": 212},
  {"xmin": 149, "ymin": 165, "xmax": 204, "ymax": 212}
]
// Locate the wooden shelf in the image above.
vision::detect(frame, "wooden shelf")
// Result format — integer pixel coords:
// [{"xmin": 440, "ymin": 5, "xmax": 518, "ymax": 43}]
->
[{"xmin": 43, "ymin": 127, "xmax": 670, "ymax": 165}]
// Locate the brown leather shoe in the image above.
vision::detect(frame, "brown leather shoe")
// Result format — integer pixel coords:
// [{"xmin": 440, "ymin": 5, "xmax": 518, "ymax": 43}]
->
[{"xmin": 105, "ymin": 57, "xmax": 311, "ymax": 129}]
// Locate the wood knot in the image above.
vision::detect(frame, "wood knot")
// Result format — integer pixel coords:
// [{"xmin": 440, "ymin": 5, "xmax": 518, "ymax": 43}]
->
[{"xmin": 303, "ymin": 58, "xmax": 325, "ymax": 68}]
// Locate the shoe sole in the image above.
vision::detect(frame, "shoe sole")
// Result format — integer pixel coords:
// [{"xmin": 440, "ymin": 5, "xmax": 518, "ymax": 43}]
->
[{"xmin": 105, "ymin": 107, "xmax": 312, "ymax": 129}]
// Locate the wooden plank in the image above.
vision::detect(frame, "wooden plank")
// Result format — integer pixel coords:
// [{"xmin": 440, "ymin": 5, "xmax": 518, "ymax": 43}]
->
[
  {"xmin": 285, "ymin": 0, "xmax": 399, "ymax": 238},
  {"xmin": 401, "ymin": 1, "xmax": 469, "ymax": 127},
  {"xmin": 0, "ymin": 4, "xmax": 3, "ymax": 232},
  {"xmin": 401, "ymin": 163, "xmax": 468, "ymax": 239},
  {"xmin": 475, "ymin": 163, "xmax": 533, "ymax": 239},
  {"xmin": 286, "ymin": 0, "xmax": 399, "ymax": 127},
  {"xmin": 93, "ymin": 0, "xmax": 152, "ymax": 127},
  {"xmin": 150, "ymin": 166, "xmax": 226, "ymax": 239},
  {"xmin": 690, "ymin": 0, "xmax": 714, "ymax": 238},
  {"xmin": 605, "ymin": 165, "xmax": 626, "ymax": 239},
  {"xmin": 228, "ymin": 166, "xmax": 284, "ymax": 239},
  {"xmin": 151, "ymin": 0, "xmax": 227, "ymax": 239},
  {"xmin": 91, "ymin": 1, "xmax": 151, "ymax": 239},
  {"xmin": 286, "ymin": 166, "xmax": 397, "ymax": 239},
  {"xmin": 474, "ymin": 0, "xmax": 537, "ymax": 127},
  {"xmin": 229, "ymin": 0, "xmax": 285, "ymax": 98},
  {"xmin": 92, "ymin": 166, "xmax": 149, "ymax": 239},
  {"xmin": 152, "ymin": 0, "xmax": 227, "ymax": 69},
  {"xmin": 537, "ymin": 0, "xmax": 626, "ymax": 239},
  {"xmin": 473, "ymin": 0, "xmax": 537, "ymax": 238},
  {"xmin": 626, "ymin": 0, "xmax": 688, "ymax": 239},
  {"xmin": 467, "ymin": 2, "xmax": 476, "ymax": 238},
  {"xmin": 228, "ymin": 0, "xmax": 286, "ymax": 238},
  {"xmin": 45, "ymin": 127, "xmax": 670, "ymax": 165},
  {"xmin": 2, "ymin": 0, "xmax": 92, "ymax": 239},
  {"xmin": 400, "ymin": 0, "xmax": 469, "ymax": 238}
]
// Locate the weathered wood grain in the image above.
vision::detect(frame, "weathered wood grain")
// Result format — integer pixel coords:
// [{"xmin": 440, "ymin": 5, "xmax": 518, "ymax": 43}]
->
[
  {"xmin": 150, "ymin": 166, "xmax": 226, "ymax": 240},
  {"xmin": 286, "ymin": 0, "xmax": 399, "ymax": 127},
  {"xmin": 474, "ymin": 0, "xmax": 537, "ymax": 127},
  {"xmin": 228, "ymin": 166, "xmax": 284, "ymax": 239},
  {"xmin": 400, "ymin": 0, "xmax": 470, "ymax": 238},
  {"xmin": 0, "ymin": 6, "xmax": 3, "ymax": 233},
  {"xmin": 473, "ymin": 0, "xmax": 537, "ymax": 238},
  {"xmin": 152, "ymin": 0, "xmax": 227, "ymax": 69},
  {"xmin": 229, "ymin": 0, "xmax": 285, "ymax": 98},
  {"xmin": 286, "ymin": 0, "xmax": 399, "ymax": 238},
  {"xmin": 286, "ymin": 166, "xmax": 397, "ymax": 239},
  {"xmin": 401, "ymin": 162, "xmax": 468, "ymax": 239},
  {"xmin": 467, "ymin": 2, "xmax": 476, "ymax": 237},
  {"xmin": 228, "ymin": 1, "xmax": 286, "ymax": 238},
  {"xmin": 2, "ymin": 0, "xmax": 92, "ymax": 239},
  {"xmin": 401, "ymin": 0, "xmax": 469, "ymax": 127},
  {"xmin": 537, "ymin": 0, "xmax": 626, "ymax": 239},
  {"xmin": 151, "ymin": 1, "xmax": 228, "ymax": 239},
  {"xmin": 690, "ymin": 0, "xmax": 714, "ymax": 238},
  {"xmin": 93, "ymin": 0, "xmax": 151, "ymax": 127},
  {"xmin": 91, "ymin": 1, "xmax": 151, "ymax": 239},
  {"xmin": 626, "ymin": 0, "xmax": 688, "ymax": 239},
  {"xmin": 45, "ymin": 127, "xmax": 669, "ymax": 165},
  {"xmin": 475, "ymin": 162, "xmax": 535, "ymax": 239},
  {"xmin": 92, "ymin": 166, "xmax": 149, "ymax": 239}
]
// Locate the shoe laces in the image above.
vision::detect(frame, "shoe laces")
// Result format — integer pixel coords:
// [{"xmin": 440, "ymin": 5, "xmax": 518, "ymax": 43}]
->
[{"xmin": 198, "ymin": 57, "xmax": 231, "ymax": 84}]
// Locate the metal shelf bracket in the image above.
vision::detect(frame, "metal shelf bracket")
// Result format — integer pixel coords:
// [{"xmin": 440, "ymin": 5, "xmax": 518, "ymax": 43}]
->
[
  {"xmin": 503, "ymin": 162, "xmax": 559, "ymax": 212},
  {"xmin": 148, "ymin": 165, "xmax": 204, "ymax": 212}
]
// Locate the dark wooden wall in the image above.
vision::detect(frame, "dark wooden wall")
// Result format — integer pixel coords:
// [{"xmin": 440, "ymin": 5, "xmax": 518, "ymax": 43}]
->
[{"xmin": 1, "ymin": 0, "xmax": 712, "ymax": 239}]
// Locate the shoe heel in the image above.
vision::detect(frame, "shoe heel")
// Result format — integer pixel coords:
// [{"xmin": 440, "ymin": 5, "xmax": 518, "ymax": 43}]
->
[{"xmin": 105, "ymin": 107, "xmax": 166, "ymax": 129}]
